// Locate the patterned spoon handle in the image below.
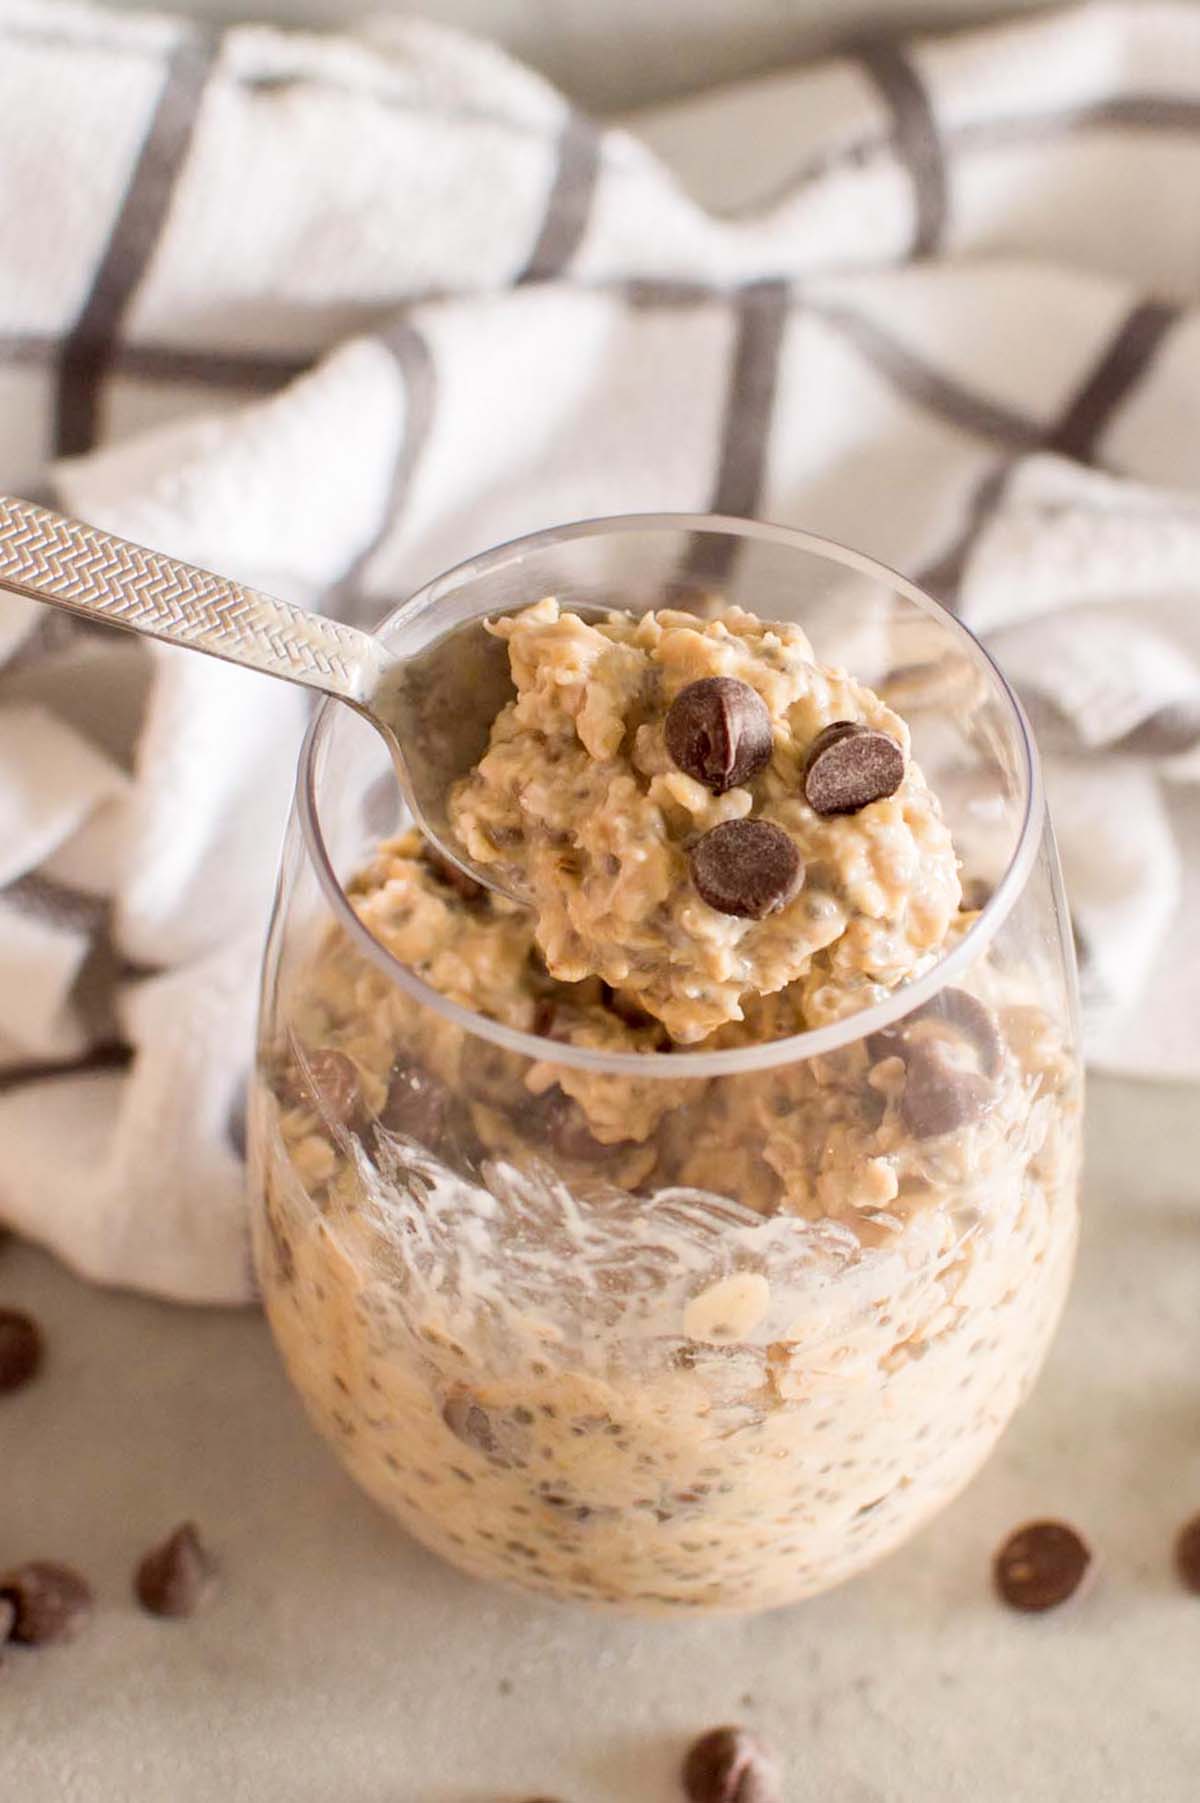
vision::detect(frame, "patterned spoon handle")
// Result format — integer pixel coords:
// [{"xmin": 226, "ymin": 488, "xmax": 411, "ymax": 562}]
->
[{"xmin": 0, "ymin": 494, "xmax": 389, "ymax": 707}]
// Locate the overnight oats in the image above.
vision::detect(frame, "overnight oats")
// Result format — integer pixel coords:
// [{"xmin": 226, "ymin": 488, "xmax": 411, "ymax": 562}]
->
[{"xmin": 251, "ymin": 519, "xmax": 1082, "ymax": 1615}]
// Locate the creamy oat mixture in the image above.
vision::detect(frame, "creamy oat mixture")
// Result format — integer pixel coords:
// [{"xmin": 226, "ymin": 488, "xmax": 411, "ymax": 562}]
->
[
  {"xmin": 253, "ymin": 603, "xmax": 1081, "ymax": 1615},
  {"xmin": 449, "ymin": 602, "xmax": 962, "ymax": 1042}
]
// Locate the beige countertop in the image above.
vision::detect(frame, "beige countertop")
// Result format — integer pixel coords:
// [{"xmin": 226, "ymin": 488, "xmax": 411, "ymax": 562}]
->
[{"xmin": 3, "ymin": 1070, "xmax": 1199, "ymax": 1801}]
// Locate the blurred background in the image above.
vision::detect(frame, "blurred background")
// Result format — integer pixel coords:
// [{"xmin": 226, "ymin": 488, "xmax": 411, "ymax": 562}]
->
[{"xmin": 103, "ymin": 0, "xmax": 1061, "ymax": 108}]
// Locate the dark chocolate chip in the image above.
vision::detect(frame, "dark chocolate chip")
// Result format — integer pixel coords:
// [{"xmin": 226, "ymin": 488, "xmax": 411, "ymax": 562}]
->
[
  {"xmin": 960, "ymin": 877, "xmax": 994, "ymax": 912},
  {"xmin": 422, "ymin": 842, "xmax": 485, "ymax": 903},
  {"xmin": 0, "ymin": 1595, "xmax": 14, "ymax": 1645},
  {"xmin": 303, "ymin": 1049, "xmax": 362, "ymax": 1129},
  {"xmin": 900, "ymin": 1040, "xmax": 995, "ymax": 1139},
  {"xmin": 803, "ymin": 720, "xmax": 905, "ymax": 816},
  {"xmin": 522, "ymin": 1086, "xmax": 632, "ymax": 1163},
  {"xmin": 0, "ymin": 1562, "xmax": 93, "ymax": 1645},
  {"xmin": 918, "ymin": 988, "xmax": 1004, "ymax": 1079},
  {"xmin": 665, "ymin": 678, "xmax": 773, "ymax": 795},
  {"xmin": 378, "ymin": 1059, "xmax": 451, "ymax": 1144},
  {"xmin": 599, "ymin": 982, "xmax": 665, "ymax": 1035},
  {"xmin": 0, "ymin": 1308, "xmax": 43, "ymax": 1395},
  {"xmin": 1175, "ymin": 1514, "xmax": 1200, "ymax": 1594},
  {"xmin": 682, "ymin": 1725, "xmax": 780, "ymax": 1803},
  {"xmin": 994, "ymin": 1521, "xmax": 1093, "ymax": 1612},
  {"xmin": 875, "ymin": 987, "xmax": 1004, "ymax": 1083},
  {"xmin": 443, "ymin": 1393, "xmax": 497, "ymax": 1456},
  {"xmin": 690, "ymin": 819, "xmax": 803, "ymax": 920},
  {"xmin": 134, "ymin": 1523, "xmax": 218, "ymax": 1619}
]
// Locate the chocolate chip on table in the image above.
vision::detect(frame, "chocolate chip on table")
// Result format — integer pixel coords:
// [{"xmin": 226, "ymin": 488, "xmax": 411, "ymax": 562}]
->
[
  {"xmin": 994, "ymin": 1521, "xmax": 1093, "ymax": 1612},
  {"xmin": 0, "ymin": 1562, "xmax": 93, "ymax": 1645},
  {"xmin": 302, "ymin": 1049, "xmax": 362, "ymax": 1129},
  {"xmin": 689, "ymin": 819, "xmax": 803, "ymax": 920},
  {"xmin": 0, "ymin": 1307, "xmax": 43, "ymax": 1395},
  {"xmin": 134, "ymin": 1523, "xmax": 218, "ymax": 1619},
  {"xmin": 665, "ymin": 678, "xmax": 773, "ymax": 795},
  {"xmin": 378, "ymin": 1058, "xmax": 452, "ymax": 1144},
  {"xmin": 803, "ymin": 719, "xmax": 905, "ymax": 816},
  {"xmin": 682, "ymin": 1725, "xmax": 780, "ymax": 1803},
  {"xmin": 900, "ymin": 1040, "xmax": 995, "ymax": 1139},
  {"xmin": 1175, "ymin": 1514, "xmax": 1200, "ymax": 1594}
]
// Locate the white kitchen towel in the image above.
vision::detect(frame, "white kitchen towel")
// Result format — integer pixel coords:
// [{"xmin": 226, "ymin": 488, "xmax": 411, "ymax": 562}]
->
[{"xmin": 2, "ymin": 0, "xmax": 1200, "ymax": 1302}]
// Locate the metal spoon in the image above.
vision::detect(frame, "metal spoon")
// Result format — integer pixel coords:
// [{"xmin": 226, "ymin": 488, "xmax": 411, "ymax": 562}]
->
[{"xmin": 0, "ymin": 493, "xmax": 519, "ymax": 897}]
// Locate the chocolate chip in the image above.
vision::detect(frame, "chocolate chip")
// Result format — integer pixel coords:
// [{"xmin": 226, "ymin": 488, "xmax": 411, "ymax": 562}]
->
[
  {"xmin": 960, "ymin": 877, "xmax": 994, "ymax": 912},
  {"xmin": 994, "ymin": 1521, "xmax": 1093, "ymax": 1612},
  {"xmin": 682, "ymin": 1726, "xmax": 780, "ymax": 1803},
  {"xmin": 803, "ymin": 720, "xmax": 905, "ymax": 816},
  {"xmin": 0, "ymin": 1595, "xmax": 14, "ymax": 1644},
  {"xmin": 875, "ymin": 988, "xmax": 1004, "ymax": 1082},
  {"xmin": 900, "ymin": 1040, "xmax": 995, "ymax": 1138},
  {"xmin": 0, "ymin": 1562, "xmax": 93, "ymax": 1645},
  {"xmin": 423, "ymin": 842, "xmax": 485, "ymax": 903},
  {"xmin": 665, "ymin": 678, "xmax": 773, "ymax": 795},
  {"xmin": 690, "ymin": 819, "xmax": 803, "ymax": 919},
  {"xmin": 443, "ymin": 1392, "xmax": 497, "ymax": 1456},
  {"xmin": 134, "ymin": 1523, "xmax": 217, "ymax": 1619},
  {"xmin": 917, "ymin": 988, "xmax": 1004, "ymax": 1079},
  {"xmin": 0, "ymin": 1308, "xmax": 43, "ymax": 1395},
  {"xmin": 522, "ymin": 1086, "xmax": 631, "ymax": 1163},
  {"xmin": 1175, "ymin": 1514, "xmax": 1200, "ymax": 1594},
  {"xmin": 599, "ymin": 982, "xmax": 665, "ymax": 1035},
  {"xmin": 303, "ymin": 1049, "xmax": 362, "ymax": 1129},
  {"xmin": 378, "ymin": 1059, "xmax": 451, "ymax": 1143}
]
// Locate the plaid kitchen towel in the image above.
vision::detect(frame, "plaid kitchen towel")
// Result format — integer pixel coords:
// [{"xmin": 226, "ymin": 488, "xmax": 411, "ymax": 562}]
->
[{"xmin": 1, "ymin": 0, "xmax": 1199, "ymax": 1300}]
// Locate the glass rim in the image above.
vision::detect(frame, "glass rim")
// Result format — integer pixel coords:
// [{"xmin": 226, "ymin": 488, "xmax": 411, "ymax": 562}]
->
[{"xmin": 297, "ymin": 511, "xmax": 1045, "ymax": 1081}]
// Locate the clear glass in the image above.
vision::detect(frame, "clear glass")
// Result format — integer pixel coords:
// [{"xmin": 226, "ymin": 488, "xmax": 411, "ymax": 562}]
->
[{"xmin": 249, "ymin": 516, "xmax": 1083, "ymax": 1616}]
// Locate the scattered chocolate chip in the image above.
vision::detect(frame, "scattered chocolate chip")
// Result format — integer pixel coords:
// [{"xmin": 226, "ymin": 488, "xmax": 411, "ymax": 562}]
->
[
  {"xmin": 682, "ymin": 1726, "xmax": 780, "ymax": 1803},
  {"xmin": 442, "ymin": 1392, "xmax": 498, "ymax": 1456},
  {"xmin": 521, "ymin": 1086, "xmax": 633, "ymax": 1163},
  {"xmin": 900, "ymin": 1040, "xmax": 995, "ymax": 1139},
  {"xmin": 803, "ymin": 720, "xmax": 905, "ymax": 816},
  {"xmin": 916, "ymin": 988, "xmax": 1004, "ymax": 1079},
  {"xmin": 599, "ymin": 982, "xmax": 664, "ymax": 1035},
  {"xmin": 0, "ymin": 1562, "xmax": 93, "ymax": 1645},
  {"xmin": 665, "ymin": 678, "xmax": 773, "ymax": 795},
  {"xmin": 1175, "ymin": 1514, "xmax": 1200, "ymax": 1594},
  {"xmin": 994, "ymin": 1521, "xmax": 1093, "ymax": 1612},
  {"xmin": 302, "ymin": 1049, "xmax": 362, "ymax": 1129},
  {"xmin": 0, "ymin": 1595, "xmax": 14, "ymax": 1645},
  {"xmin": 422, "ymin": 843, "xmax": 485, "ymax": 904},
  {"xmin": 0, "ymin": 1308, "xmax": 43, "ymax": 1395},
  {"xmin": 134, "ymin": 1523, "xmax": 218, "ymax": 1620},
  {"xmin": 378, "ymin": 1059, "xmax": 451, "ymax": 1144},
  {"xmin": 690, "ymin": 819, "xmax": 803, "ymax": 920},
  {"xmin": 874, "ymin": 988, "xmax": 1005, "ymax": 1083},
  {"xmin": 960, "ymin": 877, "xmax": 994, "ymax": 912}
]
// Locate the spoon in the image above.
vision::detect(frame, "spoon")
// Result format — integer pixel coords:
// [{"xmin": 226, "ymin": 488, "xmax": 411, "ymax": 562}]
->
[{"xmin": 0, "ymin": 493, "xmax": 520, "ymax": 898}]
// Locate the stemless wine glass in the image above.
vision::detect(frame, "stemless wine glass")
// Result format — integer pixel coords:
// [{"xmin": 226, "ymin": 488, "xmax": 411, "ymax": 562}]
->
[{"xmin": 249, "ymin": 515, "xmax": 1082, "ymax": 1616}]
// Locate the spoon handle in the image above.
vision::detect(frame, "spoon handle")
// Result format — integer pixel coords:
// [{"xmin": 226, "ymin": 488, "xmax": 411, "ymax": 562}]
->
[{"xmin": 0, "ymin": 494, "xmax": 389, "ymax": 707}]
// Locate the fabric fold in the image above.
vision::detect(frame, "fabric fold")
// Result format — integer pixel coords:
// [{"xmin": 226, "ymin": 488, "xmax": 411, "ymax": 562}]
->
[{"xmin": 2, "ymin": 0, "xmax": 1200, "ymax": 1302}]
